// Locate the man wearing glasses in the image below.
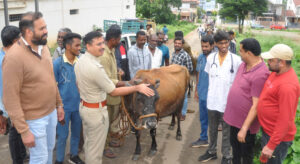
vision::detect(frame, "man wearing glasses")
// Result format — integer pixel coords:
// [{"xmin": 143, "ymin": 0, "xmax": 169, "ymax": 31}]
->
[{"xmin": 198, "ymin": 31, "xmax": 241, "ymax": 164}]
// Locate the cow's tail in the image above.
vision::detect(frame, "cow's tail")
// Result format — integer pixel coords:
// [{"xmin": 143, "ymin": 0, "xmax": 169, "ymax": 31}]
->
[{"xmin": 184, "ymin": 67, "xmax": 190, "ymax": 90}]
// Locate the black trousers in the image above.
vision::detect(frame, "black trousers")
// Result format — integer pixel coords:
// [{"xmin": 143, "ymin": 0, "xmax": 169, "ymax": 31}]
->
[
  {"xmin": 230, "ymin": 126, "xmax": 256, "ymax": 164},
  {"xmin": 9, "ymin": 126, "xmax": 27, "ymax": 164}
]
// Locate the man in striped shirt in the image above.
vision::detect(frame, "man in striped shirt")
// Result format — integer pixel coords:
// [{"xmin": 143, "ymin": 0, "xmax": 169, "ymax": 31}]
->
[{"xmin": 171, "ymin": 37, "xmax": 193, "ymax": 121}]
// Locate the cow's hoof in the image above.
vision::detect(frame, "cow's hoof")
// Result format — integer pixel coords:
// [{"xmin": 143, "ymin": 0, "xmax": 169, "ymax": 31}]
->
[
  {"xmin": 132, "ymin": 154, "xmax": 140, "ymax": 161},
  {"xmin": 148, "ymin": 149, "xmax": 157, "ymax": 157},
  {"xmin": 176, "ymin": 135, "xmax": 182, "ymax": 141},
  {"xmin": 168, "ymin": 125, "xmax": 174, "ymax": 130}
]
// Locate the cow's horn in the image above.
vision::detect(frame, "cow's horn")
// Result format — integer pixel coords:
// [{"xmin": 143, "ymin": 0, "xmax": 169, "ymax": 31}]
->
[
  {"xmin": 134, "ymin": 79, "xmax": 143, "ymax": 85},
  {"xmin": 155, "ymin": 79, "xmax": 160, "ymax": 89}
]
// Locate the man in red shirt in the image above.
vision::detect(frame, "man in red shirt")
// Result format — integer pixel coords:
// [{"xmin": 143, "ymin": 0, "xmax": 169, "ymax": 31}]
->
[{"xmin": 257, "ymin": 44, "xmax": 300, "ymax": 163}]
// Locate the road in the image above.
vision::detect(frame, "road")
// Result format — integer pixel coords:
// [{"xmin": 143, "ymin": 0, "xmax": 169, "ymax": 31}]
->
[{"xmin": 0, "ymin": 29, "xmax": 225, "ymax": 164}]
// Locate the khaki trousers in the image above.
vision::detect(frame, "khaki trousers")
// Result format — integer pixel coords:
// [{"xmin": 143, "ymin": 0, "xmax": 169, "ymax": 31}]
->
[
  {"xmin": 79, "ymin": 103, "xmax": 109, "ymax": 164},
  {"xmin": 105, "ymin": 104, "xmax": 120, "ymax": 148}
]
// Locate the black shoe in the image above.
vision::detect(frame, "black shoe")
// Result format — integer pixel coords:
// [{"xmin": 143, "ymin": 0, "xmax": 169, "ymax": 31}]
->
[
  {"xmin": 198, "ymin": 151, "xmax": 217, "ymax": 162},
  {"xmin": 221, "ymin": 157, "xmax": 231, "ymax": 164},
  {"xmin": 68, "ymin": 155, "xmax": 85, "ymax": 164},
  {"xmin": 55, "ymin": 161, "xmax": 63, "ymax": 164}
]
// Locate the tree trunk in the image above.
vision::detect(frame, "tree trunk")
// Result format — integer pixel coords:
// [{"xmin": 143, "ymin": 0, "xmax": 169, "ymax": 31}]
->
[
  {"xmin": 241, "ymin": 18, "xmax": 244, "ymax": 33},
  {"xmin": 238, "ymin": 17, "xmax": 242, "ymax": 33}
]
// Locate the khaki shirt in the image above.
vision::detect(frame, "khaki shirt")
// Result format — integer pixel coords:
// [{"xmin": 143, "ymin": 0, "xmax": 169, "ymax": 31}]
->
[
  {"xmin": 99, "ymin": 45, "xmax": 121, "ymax": 105},
  {"xmin": 74, "ymin": 52, "xmax": 115, "ymax": 105}
]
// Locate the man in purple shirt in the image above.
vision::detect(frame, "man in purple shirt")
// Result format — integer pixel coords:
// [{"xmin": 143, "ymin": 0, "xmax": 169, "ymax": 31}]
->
[{"xmin": 223, "ymin": 38, "xmax": 270, "ymax": 164}]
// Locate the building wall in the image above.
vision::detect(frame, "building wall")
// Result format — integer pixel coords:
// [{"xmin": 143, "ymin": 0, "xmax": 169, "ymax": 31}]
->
[
  {"xmin": 269, "ymin": 0, "xmax": 283, "ymax": 4},
  {"xmin": 287, "ymin": 0, "xmax": 296, "ymax": 12},
  {"xmin": 0, "ymin": 0, "xmax": 136, "ymax": 46},
  {"xmin": 203, "ymin": 0, "xmax": 216, "ymax": 11}
]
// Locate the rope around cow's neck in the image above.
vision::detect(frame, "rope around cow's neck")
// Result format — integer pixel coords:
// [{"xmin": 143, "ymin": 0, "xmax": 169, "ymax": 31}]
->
[{"xmin": 120, "ymin": 96, "xmax": 158, "ymax": 130}]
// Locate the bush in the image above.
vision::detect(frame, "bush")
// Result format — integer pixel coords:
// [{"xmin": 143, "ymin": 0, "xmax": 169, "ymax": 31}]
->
[{"xmin": 156, "ymin": 21, "xmax": 197, "ymax": 39}]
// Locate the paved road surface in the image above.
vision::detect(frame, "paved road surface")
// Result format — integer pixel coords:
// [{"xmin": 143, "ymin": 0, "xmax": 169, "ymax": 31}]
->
[{"xmin": 0, "ymin": 29, "xmax": 225, "ymax": 164}]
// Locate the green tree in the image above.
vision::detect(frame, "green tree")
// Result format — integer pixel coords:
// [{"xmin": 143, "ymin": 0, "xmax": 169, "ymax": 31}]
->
[
  {"xmin": 216, "ymin": 0, "xmax": 267, "ymax": 33},
  {"xmin": 136, "ymin": 0, "xmax": 181, "ymax": 24},
  {"xmin": 197, "ymin": 7, "xmax": 205, "ymax": 18}
]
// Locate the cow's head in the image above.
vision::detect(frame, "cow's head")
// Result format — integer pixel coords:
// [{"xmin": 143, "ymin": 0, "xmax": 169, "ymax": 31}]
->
[{"xmin": 132, "ymin": 79, "xmax": 160, "ymax": 129}]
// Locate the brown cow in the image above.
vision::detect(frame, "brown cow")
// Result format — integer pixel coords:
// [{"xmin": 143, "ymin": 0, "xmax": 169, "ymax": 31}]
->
[{"xmin": 127, "ymin": 64, "xmax": 190, "ymax": 160}]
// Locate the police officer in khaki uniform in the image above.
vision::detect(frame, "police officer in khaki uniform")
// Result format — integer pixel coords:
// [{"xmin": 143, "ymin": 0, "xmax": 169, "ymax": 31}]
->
[{"xmin": 74, "ymin": 31, "xmax": 154, "ymax": 164}]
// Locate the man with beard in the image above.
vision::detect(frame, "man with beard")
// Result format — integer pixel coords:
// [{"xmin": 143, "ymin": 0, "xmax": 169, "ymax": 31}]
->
[
  {"xmin": 99, "ymin": 25, "xmax": 124, "ymax": 158},
  {"xmin": 2, "ymin": 11, "xmax": 64, "ymax": 164},
  {"xmin": 53, "ymin": 33, "xmax": 84, "ymax": 164},
  {"xmin": 170, "ymin": 37, "xmax": 193, "ymax": 121},
  {"xmin": 147, "ymin": 34, "xmax": 162, "ymax": 68},
  {"xmin": 198, "ymin": 31, "xmax": 241, "ymax": 164},
  {"xmin": 257, "ymin": 44, "xmax": 300, "ymax": 163},
  {"xmin": 157, "ymin": 32, "xmax": 169, "ymax": 66},
  {"xmin": 52, "ymin": 28, "xmax": 72, "ymax": 60},
  {"xmin": 128, "ymin": 31, "xmax": 151, "ymax": 79},
  {"xmin": 191, "ymin": 35, "xmax": 214, "ymax": 148}
]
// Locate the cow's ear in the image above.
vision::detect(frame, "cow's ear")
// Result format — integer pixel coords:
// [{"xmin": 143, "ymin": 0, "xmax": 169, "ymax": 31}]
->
[
  {"xmin": 133, "ymin": 79, "xmax": 143, "ymax": 85},
  {"xmin": 155, "ymin": 79, "xmax": 160, "ymax": 89}
]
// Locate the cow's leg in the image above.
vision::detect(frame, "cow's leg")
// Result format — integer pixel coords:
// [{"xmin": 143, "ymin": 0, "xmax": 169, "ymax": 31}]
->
[
  {"xmin": 148, "ymin": 128, "xmax": 157, "ymax": 156},
  {"xmin": 187, "ymin": 81, "xmax": 191, "ymax": 98},
  {"xmin": 132, "ymin": 130, "xmax": 141, "ymax": 161},
  {"xmin": 168, "ymin": 113, "xmax": 175, "ymax": 130},
  {"xmin": 176, "ymin": 112, "xmax": 182, "ymax": 141}
]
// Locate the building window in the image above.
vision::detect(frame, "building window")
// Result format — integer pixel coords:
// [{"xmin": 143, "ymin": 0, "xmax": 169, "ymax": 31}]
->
[
  {"xmin": 70, "ymin": 9, "xmax": 79, "ymax": 15},
  {"xmin": 126, "ymin": 5, "xmax": 130, "ymax": 9},
  {"xmin": 9, "ymin": 14, "xmax": 23, "ymax": 22}
]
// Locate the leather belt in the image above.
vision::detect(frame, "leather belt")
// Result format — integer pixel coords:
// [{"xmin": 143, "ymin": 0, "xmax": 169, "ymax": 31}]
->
[{"xmin": 81, "ymin": 100, "xmax": 107, "ymax": 108}]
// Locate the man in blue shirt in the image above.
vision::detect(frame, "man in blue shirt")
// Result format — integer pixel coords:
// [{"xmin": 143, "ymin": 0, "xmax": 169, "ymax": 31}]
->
[
  {"xmin": 53, "ymin": 33, "xmax": 84, "ymax": 164},
  {"xmin": 162, "ymin": 25, "xmax": 168, "ymax": 42},
  {"xmin": 0, "ymin": 25, "xmax": 28, "ymax": 164},
  {"xmin": 157, "ymin": 31, "xmax": 169, "ymax": 66},
  {"xmin": 191, "ymin": 35, "xmax": 214, "ymax": 148},
  {"xmin": 162, "ymin": 25, "xmax": 168, "ymax": 35}
]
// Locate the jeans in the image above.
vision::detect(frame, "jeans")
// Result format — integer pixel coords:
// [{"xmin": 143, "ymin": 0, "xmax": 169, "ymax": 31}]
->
[
  {"xmin": 207, "ymin": 110, "xmax": 231, "ymax": 158},
  {"xmin": 261, "ymin": 130, "xmax": 292, "ymax": 164},
  {"xmin": 9, "ymin": 126, "xmax": 27, "ymax": 164},
  {"xmin": 230, "ymin": 126, "xmax": 256, "ymax": 164},
  {"xmin": 56, "ymin": 111, "xmax": 82, "ymax": 162},
  {"xmin": 181, "ymin": 91, "xmax": 188, "ymax": 116},
  {"xmin": 198, "ymin": 100, "xmax": 208, "ymax": 141},
  {"xmin": 26, "ymin": 109, "xmax": 57, "ymax": 164}
]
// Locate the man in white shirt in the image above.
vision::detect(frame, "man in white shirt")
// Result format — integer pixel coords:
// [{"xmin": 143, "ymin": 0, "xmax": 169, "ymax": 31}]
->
[
  {"xmin": 147, "ymin": 34, "xmax": 162, "ymax": 68},
  {"xmin": 198, "ymin": 31, "xmax": 242, "ymax": 164},
  {"xmin": 197, "ymin": 25, "xmax": 204, "ymax": 39}
]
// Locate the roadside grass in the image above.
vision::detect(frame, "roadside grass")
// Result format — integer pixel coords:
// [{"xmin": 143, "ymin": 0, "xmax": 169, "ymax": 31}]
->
[
  {"xmin": 236, "ymin": 32, "xmax": 300, "ymax": 164},
  {"xmin": 157, "ymin": 21, "xmax": 197, "ymax": 39},
  {"xmin": 258, "ymin": 28, "xmax": 300, "ymax": 34}
]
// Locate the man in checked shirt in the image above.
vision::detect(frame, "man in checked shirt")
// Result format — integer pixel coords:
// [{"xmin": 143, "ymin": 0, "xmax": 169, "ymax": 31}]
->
[{"xmin": 171, "ymin": 37, "xmax": 193, "ymax": 121}]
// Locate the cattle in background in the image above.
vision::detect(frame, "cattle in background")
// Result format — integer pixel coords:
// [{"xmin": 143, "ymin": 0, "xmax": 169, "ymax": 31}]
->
[{"xmin": 126, "ymin": 65, "xmax": 190, "ymax": 160}]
